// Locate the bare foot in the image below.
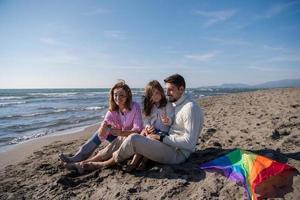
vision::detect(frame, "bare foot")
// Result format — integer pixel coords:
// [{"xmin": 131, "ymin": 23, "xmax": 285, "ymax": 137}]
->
[
  {"xmin": 59, "ymin": 153, "xmax": 73, "ymax": 163},
  {"xmin": 124, "ymin": 164, "xmax": 137, "ymax": 172},
  {"xmin": 136, "ymin": 159, "xmax": 147, "ymax": 171},
  {"xmin": 65, "ymin": 162, "xmax": 85, "ymax": 174},
  {"xmin": 81, "ymin": 162, "xmax": 105, "ymax": 172}
]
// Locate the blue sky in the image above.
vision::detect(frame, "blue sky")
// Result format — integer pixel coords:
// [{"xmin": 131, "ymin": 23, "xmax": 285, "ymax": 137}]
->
[{"xmin": 0, "ymin": 0, "xmax": 299, "ymax": 88}]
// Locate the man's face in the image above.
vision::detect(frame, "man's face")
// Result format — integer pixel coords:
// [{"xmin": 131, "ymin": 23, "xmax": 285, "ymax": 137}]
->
[{"xmin": 165, "ymin": 83, "xmax": 184, "ymax": 102}]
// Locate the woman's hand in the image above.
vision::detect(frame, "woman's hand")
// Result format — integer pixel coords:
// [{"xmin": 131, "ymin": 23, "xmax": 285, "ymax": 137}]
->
[
  {"xmin": 98, "ymin": 121, "xmax": 108, "ymax": 137},
  {"xmin": 111, "ymin": 128, "xmax": 122, "ymax": 136}
]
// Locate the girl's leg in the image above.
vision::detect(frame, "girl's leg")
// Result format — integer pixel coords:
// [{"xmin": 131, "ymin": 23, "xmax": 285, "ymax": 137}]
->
[
  {"xmin": 130, "ymin": 154, "xmax": 143, "ymax": 166},
  {"xmin": 137, "ymin": 157, "xmax": 148, "ymax": 171},
  {"xmin": 125, "ymin": 154, "xmax": 143, "ymax": 172}
]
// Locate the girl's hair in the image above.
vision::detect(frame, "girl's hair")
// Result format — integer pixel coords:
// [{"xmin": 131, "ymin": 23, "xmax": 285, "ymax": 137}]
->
[
  {"xmin": 143, "ymin": 80, "xmax": 167, "ymax": 116},
  {"xmin": 108, "ymin": 80, "xmax": 132, "ymax": 111}
]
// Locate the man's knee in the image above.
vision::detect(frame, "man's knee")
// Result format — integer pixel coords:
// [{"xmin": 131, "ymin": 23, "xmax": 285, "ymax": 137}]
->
[{"xmin": 126, "ymin": 133, "xmax": 141, "ymax": 144}]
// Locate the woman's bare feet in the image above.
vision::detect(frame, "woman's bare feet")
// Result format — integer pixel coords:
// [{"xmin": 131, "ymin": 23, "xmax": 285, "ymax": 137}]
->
[
  {"xmin": 65, "ymin": 162, "xmax": 85, "ymax": 174},
  {"xmin": 63, "ymin": 157, "xmax": 116, "ymax": 174}
]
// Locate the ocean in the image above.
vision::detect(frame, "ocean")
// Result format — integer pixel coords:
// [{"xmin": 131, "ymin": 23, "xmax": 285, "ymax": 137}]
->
[{"xmin": 0, "ymin": 88, "xmax": 257, "ymax": 152}]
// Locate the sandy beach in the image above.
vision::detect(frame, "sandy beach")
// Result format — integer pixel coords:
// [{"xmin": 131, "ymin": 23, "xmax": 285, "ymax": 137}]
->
[{"xmin": 0, "ymin": 88, "xmax": 299, "ymax": 200}]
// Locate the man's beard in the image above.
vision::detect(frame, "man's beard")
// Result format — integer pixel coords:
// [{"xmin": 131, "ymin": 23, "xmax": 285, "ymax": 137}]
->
[{"xmin": 167, "ymin": 96, "xmax": 176, "ymax": 102}]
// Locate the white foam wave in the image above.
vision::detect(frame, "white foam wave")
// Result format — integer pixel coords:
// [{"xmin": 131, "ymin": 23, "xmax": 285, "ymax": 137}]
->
[
  {"xmin": 29, "ymin": 92, "xmax": 79, "ymax": 97},
  {"xmin": 0, "ymin": 101, "xmax": 27, "ymax": 107},
  {"xmin": 0, "ymin": 96, "xmax": 25, "ymax": 100},
  {"xmin": 85, "ymin": 106, "xmax": 103, "ymax": 111}
]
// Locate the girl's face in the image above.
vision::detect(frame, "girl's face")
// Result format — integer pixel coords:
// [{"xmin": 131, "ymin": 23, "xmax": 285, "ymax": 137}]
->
[
  {"xmin": 151, "ymin": 88, "xmax": 162, "ymax": 104},
  {"xmin": 113, "ymin": 88, "xmax": 127, "ymax": 108}
]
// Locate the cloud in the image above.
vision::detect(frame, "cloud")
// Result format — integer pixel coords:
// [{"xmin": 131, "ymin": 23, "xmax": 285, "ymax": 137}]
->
[
  {"xmin": 193, "ymin": 9, "xmax": 237, "ymax": 25},
  {"xmin": 258, "ymin": 1, "xmax": 300, "ymax": 19},
  {"xmin": 262, "ymin": 45, "xmax": 286, "ymax": 51},
  {"xmin": 103, "ymin": 30, "xmax": 125, "ymax": 39},
  {"xmin": 247, "ymin": 66, "xmax": 281, "ymax": 72},
  {"xmin": 185, "ymin": 52, "xmax": 219, "ymax": 61},
  {"xmin": 37, "ymin": 53, "xmax": 80, "ymax": 65},
  {"xmin": 40, "ymin": 37, "xmax": 66, "ymax": 47},
  {"xmin": 82, "ymin": 8, "xmax": 110, "ymax": 16},
  {"xmin": 270, "ymin": 54, "xmax": 300, "ymax": 62},
  {"xmin": 205, "ymin": 37, "xmax": 251, "ymax": 46}
]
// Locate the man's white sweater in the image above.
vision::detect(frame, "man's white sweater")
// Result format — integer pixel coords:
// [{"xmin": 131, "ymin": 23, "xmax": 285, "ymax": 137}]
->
[{"xmin": 162, "ymin": 94, "xmax": 204, "ymax": 158}]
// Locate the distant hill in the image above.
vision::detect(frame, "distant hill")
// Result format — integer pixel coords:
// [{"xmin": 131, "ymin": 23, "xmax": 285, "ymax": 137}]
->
[
  {"xmin": 206, "ymin": 79, "xmax": 300, "ymax": 89},
  {"xmin": 254, "ymin": 79, "xmax": 300, "ymax": 88},
  {"xmin": 219, "ymin": 83, "xmax": 250, "ymax": 88}
]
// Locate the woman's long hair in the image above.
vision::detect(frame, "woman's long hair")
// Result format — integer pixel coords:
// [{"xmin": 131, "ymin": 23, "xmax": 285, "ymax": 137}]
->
[
  {"xmin": 108, "ymin": 80, "xmax": 132, "ymax": 111},
  {"xmin": 143, "ymin": 80, "xmax": 167, "ymax": 116}
]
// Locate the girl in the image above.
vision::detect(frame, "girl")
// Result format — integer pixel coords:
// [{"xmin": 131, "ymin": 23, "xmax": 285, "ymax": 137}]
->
[
  {"xmin": 59, "ymin": 81, "xmax": 143, "ymax": 170},
  {"xmin": 128, "ymin": 80, "xmax": 175, "ymax": 171}
]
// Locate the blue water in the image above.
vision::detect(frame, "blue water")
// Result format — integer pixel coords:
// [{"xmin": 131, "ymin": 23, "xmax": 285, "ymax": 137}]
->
[{"xmin": 0, "ymin": 87, "xmax": 257, "ymax": 151}]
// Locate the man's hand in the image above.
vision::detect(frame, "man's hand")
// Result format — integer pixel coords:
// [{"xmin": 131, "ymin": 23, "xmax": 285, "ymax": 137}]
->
[{"xmin": 147, "ymin": 134, "xmax": 160, "ymax": 141}]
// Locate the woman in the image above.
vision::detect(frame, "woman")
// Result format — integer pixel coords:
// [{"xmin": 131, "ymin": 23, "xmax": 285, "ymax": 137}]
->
[{"xmin": 59, "ymin": 81, "xmax": 143, "ymax": 172}]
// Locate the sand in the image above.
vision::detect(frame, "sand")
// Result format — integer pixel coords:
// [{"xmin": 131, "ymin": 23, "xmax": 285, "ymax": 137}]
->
[{"xmin": 0, "ymin": 88, "xmax": 299, "ymax": 200}]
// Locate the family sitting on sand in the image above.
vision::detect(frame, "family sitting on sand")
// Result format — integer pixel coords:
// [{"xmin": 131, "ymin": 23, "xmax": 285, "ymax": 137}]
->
[{"xmin": 59, "ymin": 74, "xmax": 204, "ymax": 173}]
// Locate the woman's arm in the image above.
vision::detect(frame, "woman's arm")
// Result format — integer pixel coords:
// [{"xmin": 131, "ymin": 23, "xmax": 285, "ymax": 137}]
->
[{"xmin": 110, "ymin": 129, "xmax": 139, "ymax": 137}]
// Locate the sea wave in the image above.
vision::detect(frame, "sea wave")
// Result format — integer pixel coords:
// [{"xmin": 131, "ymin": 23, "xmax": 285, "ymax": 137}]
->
[
  {"xmin": 0, "ymin": 96, "xmax": 27, "ymax": 100},
  {"xmin": 9, "ymin": 131, "xmax": 49, "ymax": 144},
  {"xmin": 28, "ymin": 92, "xmax": 80, "ymax": 98},
  {"xmin": 84, "ymin": 106, "xmax": 104, "ymax": 111},
  {"xmin": 0, "ymin": 101, "xmax": 27, "ymax": 107},
  {"xmin": 0, "ymin": 109, "xmax": 72, "ymax": 120}
]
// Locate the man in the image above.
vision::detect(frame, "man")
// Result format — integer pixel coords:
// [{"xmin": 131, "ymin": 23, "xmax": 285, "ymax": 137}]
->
[{"xmin": 81, "ymin": 74, "xmax": 204, "ymax": 170}]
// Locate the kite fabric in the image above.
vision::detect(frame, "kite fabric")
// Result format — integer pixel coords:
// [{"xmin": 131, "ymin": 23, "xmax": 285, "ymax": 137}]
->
[{"xmin": 199, "ymin": 149, "xmax": 297, "ymax": 200}]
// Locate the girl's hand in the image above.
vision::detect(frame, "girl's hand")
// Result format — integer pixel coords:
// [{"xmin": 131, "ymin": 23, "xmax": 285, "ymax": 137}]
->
[
  {"xmin": 141, "ymin": 129, "xmax": 149, "ymax": 136},
  {"xmin": 160, "ymin": 114, "xmax": 170, "ymax": 125},
  {"xmin": 146, "ymin": 126, "xmax": 156, "ymax": 134}
]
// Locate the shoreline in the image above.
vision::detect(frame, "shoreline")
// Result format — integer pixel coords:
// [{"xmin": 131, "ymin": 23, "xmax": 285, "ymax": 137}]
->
[{"xmin": 0, "ymin": 123, "xmax": 100, "ymax": 169}]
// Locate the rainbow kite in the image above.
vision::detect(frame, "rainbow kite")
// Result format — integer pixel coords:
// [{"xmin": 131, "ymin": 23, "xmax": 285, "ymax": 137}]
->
[{"xmin": 200, "ymin": 149, "xmax": 297, "ymax": 200}]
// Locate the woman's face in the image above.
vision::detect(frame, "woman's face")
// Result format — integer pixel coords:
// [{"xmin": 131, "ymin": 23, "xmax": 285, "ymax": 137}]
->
[
  {"xmin": 113, "ymin": 88, "xmax": 127, "ymax": 107},
  {"xmin": 151, "ymin": 88, "xmax": 162, "ymax": 104}
]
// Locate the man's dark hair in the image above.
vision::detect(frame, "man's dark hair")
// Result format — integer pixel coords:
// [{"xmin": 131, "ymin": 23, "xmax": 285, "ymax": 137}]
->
[{"xmin": 164, "ymin": 74, "xmax": 186, "ymax": 89}]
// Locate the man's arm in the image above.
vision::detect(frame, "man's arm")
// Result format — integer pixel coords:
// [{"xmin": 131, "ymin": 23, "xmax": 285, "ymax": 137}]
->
[{"xmin": 163, "ymin": 103, "xmax": 203, "ymax": 152}]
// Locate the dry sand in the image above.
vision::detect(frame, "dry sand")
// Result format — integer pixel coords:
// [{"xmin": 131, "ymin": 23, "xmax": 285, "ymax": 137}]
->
[{"xmin": 0, "ymin": 88, "xmax": 299, "ymax": 200}]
